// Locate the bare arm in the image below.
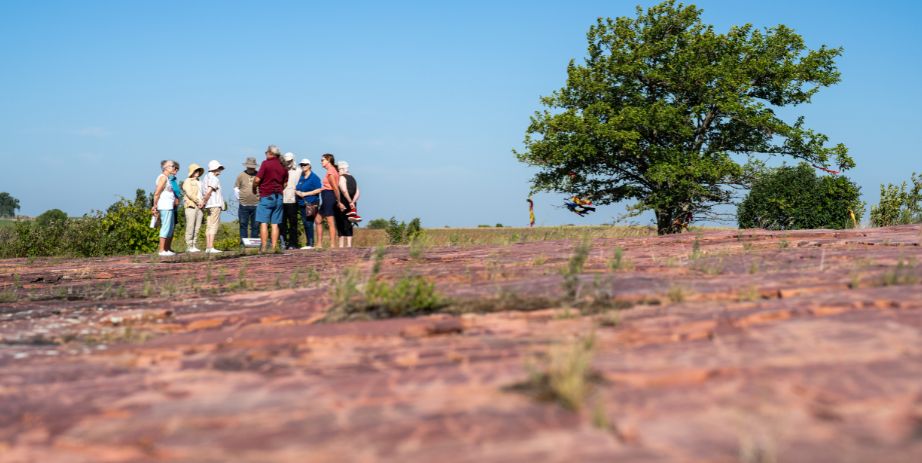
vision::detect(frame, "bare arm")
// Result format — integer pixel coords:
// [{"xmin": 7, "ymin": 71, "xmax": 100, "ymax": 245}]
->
[
  {"xmin": 351, "ymin": 186, "xmax": 360, "ymax": 205},
  {"xmin": 152, "ymin": 175, "xmax": 167, "ymax": 213},
  {"xmin": 339, "ymin": 177, "xmax": 353, "ymax": 204},
  {"xmin": 252, "ymin": 176, "xmax": 261, "ymax": 195}
]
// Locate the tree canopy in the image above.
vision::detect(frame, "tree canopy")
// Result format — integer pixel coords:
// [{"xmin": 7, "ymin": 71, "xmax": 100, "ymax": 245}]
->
[
  {"xmin": 515, "ymin": 0, "xmax": 853, "ymax": 234},
  {"xmin": 0, "ymin": 192, "xmax": 20, "ymax": 218}
]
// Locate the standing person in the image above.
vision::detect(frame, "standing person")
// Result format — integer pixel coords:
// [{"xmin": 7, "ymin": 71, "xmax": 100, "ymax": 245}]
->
[
  {"xmin": 151, "ymin": 160, "xmax": 180, "ymax": 256},
  {"xmin": 169, "ymin": 160, "xmax": 183, "ymax": 248},
  {"xmin": 336, "ymin": 161, "xmax": 361, "ymax": 248},
  {"xmin": 295, "ymin": 158, "xmax": 322, "ymax": 249},
  {"xmin": 317, "ymin": 153, "xmax": 345, "ymax": 249},
  {"xmin": 182, "ymin": 163, "xmax": 205, "ymax": 252},
  {"xmin": 235, "ymin": 157, "xmax": 260, "ymax": 245},
  {"xmin": 253, "ymin": 145, "xmax": 288, "ymax": 252},
  {"xmin": 280, "ymin": 152, "xmax": 301, "ymax": 249},
  {"xmin": 201, "ymin": 160, "xmax": 225, "ymax": 254}
]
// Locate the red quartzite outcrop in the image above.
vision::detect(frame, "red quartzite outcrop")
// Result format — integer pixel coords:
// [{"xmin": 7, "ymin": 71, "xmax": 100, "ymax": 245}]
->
[{"xmin": 1, "ymin": 225, "xmax": 922, "ymax": 462}]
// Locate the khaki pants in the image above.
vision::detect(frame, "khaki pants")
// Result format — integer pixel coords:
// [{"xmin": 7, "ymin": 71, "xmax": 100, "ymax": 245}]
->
[
  {"xmin": 184, "ymin": 207, "xmax": 203, "ymax": 248},
  {"xmin": 206, "ymin": 207, "xmax": 222, "ymax": 236}
]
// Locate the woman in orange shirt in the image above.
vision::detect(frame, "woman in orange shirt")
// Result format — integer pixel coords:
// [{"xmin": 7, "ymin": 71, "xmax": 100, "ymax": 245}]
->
[{"xmin": 317, "ymin": 153, "xmax": 345, "ymax": 249}]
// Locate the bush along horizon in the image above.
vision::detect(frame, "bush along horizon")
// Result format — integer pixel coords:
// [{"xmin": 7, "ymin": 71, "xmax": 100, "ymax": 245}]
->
[
  {"xmin": 0, "ymin": 189, "xmax": 158, "ymax": 258},
  {"xmin": 737, "ymin": 163, "xmax": 864, "ymax": 230},
  {"xmin": 869, "ymin": 172, "xmax": 922, "ymax": 227}
]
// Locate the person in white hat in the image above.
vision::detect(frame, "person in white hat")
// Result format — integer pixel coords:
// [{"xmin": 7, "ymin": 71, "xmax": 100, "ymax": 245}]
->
[
  {"xmin": 295, "ymin": 158, "xmax": 323, "ymax": 249},
  {"xmin": 280, "ymin": 152, "xmax": 301, "ymax": 249},
  {"xmin": 201, "ymin": 159, "xmax": 225, "ymax": 253}
]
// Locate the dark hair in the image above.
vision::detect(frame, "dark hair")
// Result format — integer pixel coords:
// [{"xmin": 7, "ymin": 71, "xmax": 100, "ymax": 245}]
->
[{"xmin": 321, "ymin": 153, "xmax": 336, "ymax": 168}]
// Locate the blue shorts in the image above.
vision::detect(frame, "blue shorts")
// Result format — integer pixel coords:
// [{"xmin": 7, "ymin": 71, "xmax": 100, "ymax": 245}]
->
[
  {"xmin": 256, "ymin": 193, "xmax": 284, "ymax": 224},
  {"xmin": 320, "ymin": 190, "xmax": 337, "ymax": 217},
  {"xmin": 158, "ymin": 209, "xmax": 175, "ymax": 238}
]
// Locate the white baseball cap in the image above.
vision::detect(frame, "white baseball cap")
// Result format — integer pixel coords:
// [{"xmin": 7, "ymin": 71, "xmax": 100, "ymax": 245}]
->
[
  {"xmin": 299, "ymin": 158, "xmax": 311, "ymax": 166},
  {"xmin": 282, "ymin": 152, "xmax": 295, "ymax": 161},
  {"xmin": 207, "ymin": 160, "xmax": 224, "ymax": 171}
]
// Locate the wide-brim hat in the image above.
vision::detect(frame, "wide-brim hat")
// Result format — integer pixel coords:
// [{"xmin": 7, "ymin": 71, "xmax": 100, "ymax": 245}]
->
[
  {"xmin": 188, "ymin": 163, "xmax": 205, "ymax": 178},
  {"xmin": 207, "ymin": 160, "xmax": 224, "ymax": 171},
  {"xmin": 243, "ymin": 157, "xmax": 258, "ymax": 169}
]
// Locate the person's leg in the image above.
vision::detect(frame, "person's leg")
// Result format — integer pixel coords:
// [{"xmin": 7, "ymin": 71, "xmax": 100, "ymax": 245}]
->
[
  {"xmin": 158, "ymin": 209, "xmax": 174, "ymax": 254},
  {"xmin": 269, "ymin": 195, "xmax": 283, "ymax": 251},
  {"xmin": 285, "ymin": 204, "xmax": 299, "ymax": 248},
  {"xmin": 256, "ymin": 197, "xmax": 270, "ymax": 252},
  {"xmin": 238, "ymin": 205, "xmax": 248, "ymax": 244},
  {"xmin": 185, "ymin": 208, "xmax": 197, "ymax": 249},
  {"xmin": 259, "ymin": 222, "xmax": 269, "ymax": 252},
  {"xmin": 168, "ymin": 207, "xmax": 178, "ymax": 251},
  {"xmin": 314, "ymin": 213, "xmax": 323, "ymax": 248},
  {"xmin": 271, "ymin": 224, "xmax": 280, "ymax": 250},
  {"xmin": 247, "ymin": 206, "xmax": 258, "ymax": 238},
  {"xmin": 194, "ymin": 209, "xmax": 203, "ymax": 247},
  {"xmin": 278, "ymin": 203, "xmax": 290, "ymax": 248},
  {"xmin": 206, "ymin": 208, "xmax": 221, "ymax": 250},
  {"xmin": 326, "ymin": 215, "xmax": 337, "ymax": 248},
  {"xmin": 345, "ymin": 236, "xmax": 352, "ymax": 248},
  {"xmin": 299, "ymin": 206, "xmax": 312, "ymax": 248},
  {"xmin": 306, "ymin": 210, "xmax": 315, "ymax": 247}
]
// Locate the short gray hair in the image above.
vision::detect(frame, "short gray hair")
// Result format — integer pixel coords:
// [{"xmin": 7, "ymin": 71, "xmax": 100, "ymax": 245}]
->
[{"xmin": 161, "ymin": 160, "xmax": 172, "ymax": 170}]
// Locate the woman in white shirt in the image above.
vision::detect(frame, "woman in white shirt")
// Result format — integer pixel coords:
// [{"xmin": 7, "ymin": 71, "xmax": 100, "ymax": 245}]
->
[{"xmin": 151, "ymin": 160, "xmax": 180, "ymax": 256}]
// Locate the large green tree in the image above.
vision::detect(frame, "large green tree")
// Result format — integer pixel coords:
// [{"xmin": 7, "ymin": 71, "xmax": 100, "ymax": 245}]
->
[
  {"xmin": 0, "ymin": 192, "xmax": 20, "ymax": 218},
  {"xmin": 515, "ymin": 1, "xmax": 853, "ymax": 234}
]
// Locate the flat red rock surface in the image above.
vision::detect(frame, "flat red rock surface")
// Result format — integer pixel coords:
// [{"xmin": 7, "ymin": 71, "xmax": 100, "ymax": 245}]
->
[{"xmin": 2, "ymin": 226, "xmax": 922, "ymax": 462}]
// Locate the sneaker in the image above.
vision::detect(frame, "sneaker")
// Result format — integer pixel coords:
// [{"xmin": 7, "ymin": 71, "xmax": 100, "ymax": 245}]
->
[
  {"xmin": 158, "ymin": 250, "xmax": 175, "ymax": 257},
  {"xmin": 300, "ymin": 245, "xmax": 313, "ymax": 250},
  {"xmin": 187, "ymin": 247, "xmax": 201, "ymax": 253},
  {"xmin": 205, "ymin": 248, "xmax": 223, "ymax": 254},
  {"xmin": 348, "ymin": 215, "xmax": 362, "ymax": 223}
]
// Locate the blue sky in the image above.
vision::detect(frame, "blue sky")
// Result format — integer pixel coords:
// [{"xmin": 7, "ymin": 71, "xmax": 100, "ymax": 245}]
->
[{"xmin": 1, "ymin": 0, "xmax": 920, "ymax": 227}]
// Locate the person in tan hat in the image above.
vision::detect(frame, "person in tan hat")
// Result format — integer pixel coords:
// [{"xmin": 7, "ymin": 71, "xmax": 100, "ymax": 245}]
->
[
  {"xmin": 181, "ymin": 163, "xmax": 205, "ymax": 252},
  {"xmin": 234, "ymin": 156, "xmax": 260, "ymax": 244}
]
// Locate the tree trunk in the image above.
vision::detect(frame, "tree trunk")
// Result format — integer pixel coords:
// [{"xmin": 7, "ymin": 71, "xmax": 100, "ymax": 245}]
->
[{"xmin": 655, "ymin": 206, "xmax": 691, "ymax": 235}]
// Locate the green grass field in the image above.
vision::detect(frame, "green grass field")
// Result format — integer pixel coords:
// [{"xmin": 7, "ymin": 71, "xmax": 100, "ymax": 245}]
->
[{"xmin": 166, "ymin": 220, "xmax": 659, "ymax": 252}]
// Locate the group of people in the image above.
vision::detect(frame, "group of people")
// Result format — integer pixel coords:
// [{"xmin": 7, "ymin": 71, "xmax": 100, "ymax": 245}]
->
[{"xmin": 152, "ymin": 145, "xmax": 361, "ymax": 257}]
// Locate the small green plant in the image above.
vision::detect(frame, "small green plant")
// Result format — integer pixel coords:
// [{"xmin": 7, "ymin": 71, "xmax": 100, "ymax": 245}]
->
[
  {"xmin": 690, "ymin": 234, "xmax": 702, "ymax": 260},
  {"xmin": 608, "ymin": 246, "xmax": 625, "ymax": 272},
  {"xmin": 597, "ymin": 311, "xmax": 620, "ymax": 327},
  {"xmin": 0, "ymin": 288, "xmax": 17, "ymax": 303},
  {"xmin": 326, "ymin": 253, "xmax": 447, "ymax": 321},
  {"xmin": 778, "ymin": 239, "xmax": 789, "ymax": 249},
  {"xmin": 385, "ymin": 217, "xmax": 423, "ymax": 245},
  {"xmin": 532, "ymin": 254, "xmax": 548, "ymax": 266},
  {"xmin": 879, "ymin": 259, "xmax": 919, "ymax": 286},
  {"xmin": 748, "ymin": 260, "xmax": 761, "ymax": 274},
  {"xmin": 666, "ymin": 285, "xmax": 686, "ymax": 303},
  {"xmin": 523, "ymin": 334, "xmax": 596, "ymax": 410},
  {"xmin": 561, "ymin": 240, "xmax": 591, "ymax": 301},
  {"xmin": 737, "ymin": 285, "xmax": 760, "ymax": 302},
  {"xmin": 408, "ymin": 236, "xmax": 426, "ymax": 260}
]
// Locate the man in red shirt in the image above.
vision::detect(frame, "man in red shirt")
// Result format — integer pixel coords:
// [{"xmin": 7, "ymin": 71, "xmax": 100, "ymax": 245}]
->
[{"xmin": 253, "ymin": 145, "xmax": 289, "ymax": 252}]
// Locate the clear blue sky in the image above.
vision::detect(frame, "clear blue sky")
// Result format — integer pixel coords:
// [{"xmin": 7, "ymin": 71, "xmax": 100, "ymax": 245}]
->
[{"xmin": 1, "ymin": 0, "xmax": 920, "ymax": 227}]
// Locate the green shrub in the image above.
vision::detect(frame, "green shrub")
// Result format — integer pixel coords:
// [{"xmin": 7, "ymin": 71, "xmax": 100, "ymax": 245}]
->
[
  {"xmin": 36, "ymin": 209, "xmax": 68, "ymax": 227},
  {"xmin": 384, "ymin": 217, "xmax": 423, "ymax": 245},
  {"xmin": 366, "ymin": 218, "xmax": 390, "ymax": 229},
  {"xmin": 869, "ymin": 173, "xmax": 922, "ymax": 227},
  {"xmin": 738, "ymin": 163, "xmax": 864, "ymax": 230},
  {"xmin": 0, "ymin": 189, "xmax": 157, "ymax": 257},
  {"xmin": 326, "ymin": 248, "xmax": 446, "ymax": 321}
]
